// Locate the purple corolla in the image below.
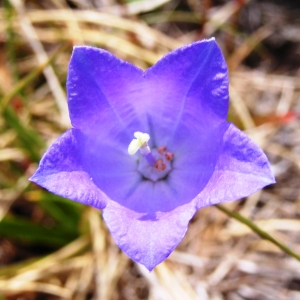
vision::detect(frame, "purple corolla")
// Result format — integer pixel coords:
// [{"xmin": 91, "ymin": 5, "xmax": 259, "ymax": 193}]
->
[{"xmin": 30, "ymin": 38, "xmax": 275, "ymax": 271}]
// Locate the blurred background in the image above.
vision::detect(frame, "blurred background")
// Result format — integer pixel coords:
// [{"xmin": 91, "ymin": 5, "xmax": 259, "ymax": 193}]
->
[{"xmin": 0, "ymin": 0, "xmax": 300, "ymax": 299}]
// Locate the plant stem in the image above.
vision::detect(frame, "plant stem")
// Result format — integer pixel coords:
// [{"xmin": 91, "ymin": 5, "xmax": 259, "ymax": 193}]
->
[{"xmin": 215, "ymin": 204, "xmax": 300, "ymax": 262}]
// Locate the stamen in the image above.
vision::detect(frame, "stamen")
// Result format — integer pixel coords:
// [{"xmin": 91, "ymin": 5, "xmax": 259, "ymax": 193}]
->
[
  {"xmin": 128, "ymin": 133, "xmax": 173, "ymax": 171},
  {"xmin": 165, "ymin": 152, "xmax": 174, "ymax": 161},
  {"xmin": 155, "ymin": 159, "xmax": 166, "ymax": 171},
  {"xmin": 137, "ymin": 148, "xmax": 172, "ymax": 181},
  {"xmin": 145, "ymin": 153, "xmax": 156, "ymax": 166},
  {"xmin": 158, "ymin": 146, "xmax": 166, "ymax": 154}
]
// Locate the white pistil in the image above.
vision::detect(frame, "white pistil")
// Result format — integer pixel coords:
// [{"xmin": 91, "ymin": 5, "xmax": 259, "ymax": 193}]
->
[
  {"xmin": 128, "ymin": 131, "xmax": 156, "ymax": 166},
  {"xmin": 128, "ymin": 132, "xmax": 174, "ymax": 173},
  {"xmin": 128, "ymin": 132, "xmax": 150, "ymax": 155}
]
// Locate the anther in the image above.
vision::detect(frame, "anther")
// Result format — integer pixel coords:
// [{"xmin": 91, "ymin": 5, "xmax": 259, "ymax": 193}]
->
[
  {"xmin": 165, "ymin": 152, "xmax": 174, "ymax": 161},
  {"xmin": 155, "ymin": 159, "xmax": 166, "ymax": 171},
  {"xmin": 158, "ymin": 146, "xmax": 166, "ymax": 154}
]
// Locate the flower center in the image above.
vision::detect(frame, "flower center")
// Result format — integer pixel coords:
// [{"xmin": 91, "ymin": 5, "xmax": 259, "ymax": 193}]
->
[{"xmin": 128, "ymin": 132, "xmax": 174, "ymax": 182}]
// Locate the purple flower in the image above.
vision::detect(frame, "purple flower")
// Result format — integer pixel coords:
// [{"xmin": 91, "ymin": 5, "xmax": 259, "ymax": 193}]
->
[{"xmin": 30, "ymin": 38, "xmax": 275, "ymax": 271}]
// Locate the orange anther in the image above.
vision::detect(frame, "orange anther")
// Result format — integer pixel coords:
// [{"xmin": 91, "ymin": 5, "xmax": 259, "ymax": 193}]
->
[
  {"xmin": 165, "ymin": 152, "xmax": 174, "ymax": 161},
  {"xmin": 158, "ymin": 146, "xmax": 167, "ymax": 154},
  {"xmin": 155, "ymin": 159, "xmax": 166, "ymax": 171}
]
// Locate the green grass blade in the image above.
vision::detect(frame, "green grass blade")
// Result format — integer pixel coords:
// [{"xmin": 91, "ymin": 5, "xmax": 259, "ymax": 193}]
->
[
  {"xmin": 215, "ymin": 204, "xmax": 300, "ymax": 262},
  {"xmin": 0, "ymin": 216, "xmax": 78, "ymax": 247}
]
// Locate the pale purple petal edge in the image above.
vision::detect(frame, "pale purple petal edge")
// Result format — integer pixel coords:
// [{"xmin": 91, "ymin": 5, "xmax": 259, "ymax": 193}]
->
[
  {"xmin": 103, "ymin": 201, "xmax": 196, "ymax": 271},
  {"xmin": 195, "ymin": 123, "xmax": 275, "ymax": 209},
  {"xmin": 30, "ymin": 129, "xmax": 108, "ymax": 209}
]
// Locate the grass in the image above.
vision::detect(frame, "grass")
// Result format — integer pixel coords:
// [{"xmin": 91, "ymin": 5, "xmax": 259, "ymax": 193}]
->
[{"xmin": 1, "ymin": 0, "xmax": 300, "ymax": 299}]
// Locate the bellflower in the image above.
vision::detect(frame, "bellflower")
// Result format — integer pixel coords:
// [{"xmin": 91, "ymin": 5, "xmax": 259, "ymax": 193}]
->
[{"xmin": 30, "ymin": 38, "xmax": 275, "ymax": 271}]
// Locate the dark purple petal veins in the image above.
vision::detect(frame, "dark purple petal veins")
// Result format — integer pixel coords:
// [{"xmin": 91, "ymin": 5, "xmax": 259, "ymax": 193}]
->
[
  {"xmin": 144, "ymin": 38, "xmax": 229, "ymax": 148},
  {"xmin": 67, "ymin": 46, "xmax": 145, "ymax": 144}
]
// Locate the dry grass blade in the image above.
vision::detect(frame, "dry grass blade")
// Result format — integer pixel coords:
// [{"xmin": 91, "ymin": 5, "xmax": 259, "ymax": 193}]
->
[
  {"xmin": 23, "ymin": 9, "xmax": 183, "ymax": 50},
  {"xmin": 168, "ymin": 250, "xmax": 207, "ymax": 268},
  {"xmin": 227, "ymin": 25, "xmax": 274, "ymax": 71},
  {"xmin": 267, "ymin": 143, "xmax": 300, "ymax": 170},
  {"xmin": 33, "ymin": 27, "xmax": 161, "ymax": 65},
  {"xmin": 0, "ymin": 41, "xmax": 70, "ymax": 112},
  {"xmin": 207, "ymin": 240, "xmax": 248, "ymax": 286},
  {"xmin": 230, "ymin": 85, "xmax": 256, "ymax": 129},
  {"xmin": 1, "ymin": 236, "xmax": 90, "ymax": 276},
  {"xmin": 9, "ymin": 254, "xmax": 90, "ymax": 280},
  {"xmin": 0, "ymin": 176, "xmax": 28, "ymax": 221},
  {"xmin": 276, "ymin": 79, "xmax": 295, "ymax": 116},
  {"xmin": 226, "ymin": 219, "xmax": 300, "ymax": 236},
  {"xmin": 0, "ymin": 237, "xmax": 90, "ymax": 298},
  {"xmin": 204, "ymin": 0, "xmax": 249, "ymax": 36},
  {"xmin": 1, "ymin": 0, "xmax": 300, "ymax": 299},
  {"xmin": 154, "ymin": 263, "xmax": 199, "ymax": 300},
  {"xmin": 0, "ymin": 148, "xmax": 26, "ymax": 161},
  {"xmin": 88, "ymin": 208, "xmax": 128, "ymax": 300},
  {"xmin": 71, "ymin": 257, "xmax": 94, "ymax": 300},
  {"xmin": 88, "ymin": 208, "xmax": 106, "ymax": 299},
  {"xmin": 9, "ymin": 0, "xmax": 70, "ymax": 127},
  {"xmin": 231, "ymin": 71, "xmax": 300, "ymax": 89},
  {"xmin": 104, "ymin": 0, "xmax": 171, "ymax": 15},
  {"xmin": 0, "ymin": 281, "xmax": 72, "ymax": 298}
]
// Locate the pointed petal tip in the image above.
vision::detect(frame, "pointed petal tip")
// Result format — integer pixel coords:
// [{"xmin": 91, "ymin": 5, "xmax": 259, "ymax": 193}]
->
[
  {"xmin": 28, "ymin": 175, "xmax": 39, "ymax": 186},
  {"xmin": 71, "ymin": 45, "xmax": 90, "ymax": 56},
  {"xmin": 264, "ymin": 176, "xmax": 276, "ymax": 189},
  {"xmin": 174, "ymin": 36, "xmax": 220, "ymax": 55},
  {"xmin": 268, "ymin": 166, "xmax": 276, "ymax": 185},
  {"xmin": 116, "ymin": 232, "xmax": 175, "ymax": 271},
  {"xmin": 139, "ymin": 260, "xmax": 164, "ymax": 272},
  {"xmin": 267, "ymin": 173, "xmax": 276, "ymax": 185},
  {"xmin": 29, "ymin": 168, "xmax": 43, "ymax": 183},
  {"xmin": 103, "ymin": 201, "xmax": 196, "ymax": 272},
  {"xmin": 196, "ymin": 36, "xmax": 215, "ymax": 43},
  {"xmin": 189, "ymin": 36, "xmax": 220, "ymax": 50},
  {"xmin": 126, "ymin": 246, "xmax": 171, "ymax": 271},
  {"xmin": 29, "ymin": 129, "xmax": 108, "ymax": 210},
  {"xmin": 195, "ymin": 124, "xmax": 276, "ymax": 209},
  {"xmin": 255, "ymin": 151, "xmax": 276, "ymax": 188},
  {"xmin": 28, "ymin": 170, "xmax": 43, "ymax": 185},
  {"xmin": 136, "ymin": 262, "xmax": 158, "ymax": 273}
]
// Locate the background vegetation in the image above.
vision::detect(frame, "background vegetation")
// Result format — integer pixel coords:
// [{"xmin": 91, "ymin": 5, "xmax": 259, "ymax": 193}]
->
[{"xmin": 0, "ymin": 0, "xmax": 300, "ymax": 299}]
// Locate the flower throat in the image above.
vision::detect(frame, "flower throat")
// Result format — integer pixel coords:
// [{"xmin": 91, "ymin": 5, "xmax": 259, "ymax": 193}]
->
[{"xmin": 128, "ymin": 132, "xmax": 174, "ymax": 182}]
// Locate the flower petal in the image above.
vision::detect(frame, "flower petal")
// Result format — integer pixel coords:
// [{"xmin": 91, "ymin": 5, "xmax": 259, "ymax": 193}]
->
[
  {"xmin": 195, "ymin": 124, "xmax": 275, "ymax": 208},
  {"xmin": 81, "ymin": 132, "xmax": 142, "ymax": 207},
  {"xmin": 67, "ymin": 46, "xmax": 145, "ymax": 142},
  {"xmin": 30, "ymin": 129, "xmax": 108, "ymax": 209},
  {"xmin": 103, "ymin": 200, "xmax": 196, "ymax": 271},
  {"xmin": 144, "ymin": 38, "xmax": 229, "ymax": 147},
  {"xmin": 85, "ymin": 121, "xmax": 228, "ymax": 214},
  {"xmin": 161, "ymin": 122, "xmax": 229, "ymax": 210}
]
